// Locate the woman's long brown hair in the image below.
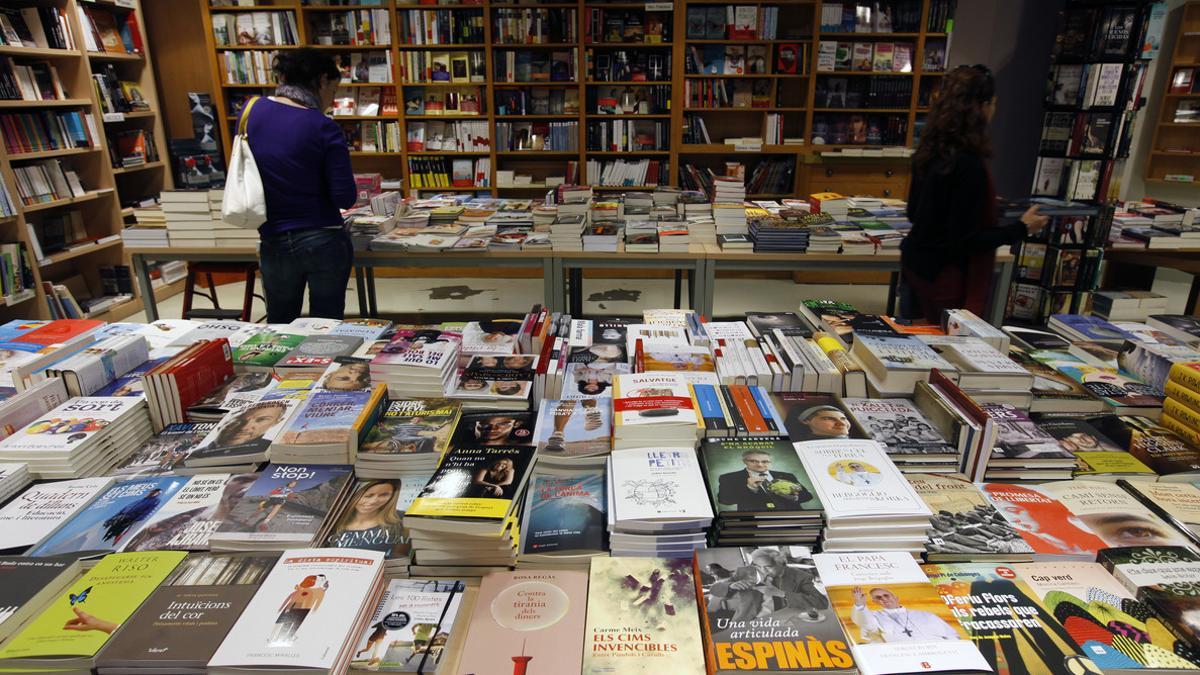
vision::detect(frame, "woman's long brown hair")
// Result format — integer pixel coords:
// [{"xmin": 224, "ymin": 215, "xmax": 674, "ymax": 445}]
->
[{"xmin": 913, "ymin": 65, "xmax": 996, "ymax": 174}]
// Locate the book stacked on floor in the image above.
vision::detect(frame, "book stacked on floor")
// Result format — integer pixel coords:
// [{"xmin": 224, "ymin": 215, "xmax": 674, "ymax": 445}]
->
[
  {"xmin": 699, "ymin": 437, "xmax": 823, "ymax": 547},
  {"xmin": 0, "ymin": 396, "xmax": 152, "ymax": 479},
  {"xmin": 606, "ymin": 446, "xmax": 713, "ymax": 556},
  {"xmin": 402, "ymin": 444, "xmax": 536, "ymax": 576},
  {"xmin": 798, "ymin": 439, "xmax": 932, "ymax": 554}
]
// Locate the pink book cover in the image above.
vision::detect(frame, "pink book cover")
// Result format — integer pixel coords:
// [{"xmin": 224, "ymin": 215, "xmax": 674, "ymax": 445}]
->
[{"xmin": 456, "ymin": 570, "xmax": 588, "ymax": 675}]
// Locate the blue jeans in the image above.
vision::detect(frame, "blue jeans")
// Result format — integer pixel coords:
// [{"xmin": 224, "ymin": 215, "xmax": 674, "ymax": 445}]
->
[{"xmin": 259, "ymin": 228, "xmax": 353, "ymax": 323}]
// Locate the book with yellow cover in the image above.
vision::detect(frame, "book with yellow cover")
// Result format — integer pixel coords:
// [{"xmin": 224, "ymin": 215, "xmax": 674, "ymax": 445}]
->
[
  {"xmin": 0, "ymin": 551, "xmax": 186, "ymax": 671},
  {"xmin": 404, "ymin": 445, "xmax": 536, "ymax": 530}
]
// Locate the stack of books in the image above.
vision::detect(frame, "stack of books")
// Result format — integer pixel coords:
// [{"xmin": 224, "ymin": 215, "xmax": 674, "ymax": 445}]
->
[
  {"xmin": 713, "ymin": 201, "xmax": 748, "ymax": 238},
  {"xmin": 160, "ymin": 190, "xmax": 216, "ymax": 248},
  {"xmin": 0, "ymin": 396, "xmax": 153, "ymax": 479},
  {"xmin": 368, "ymin": 329, "xmax": 461, "ymax": 399},
  {"xmin": 141, "ymin": 338, "xmax": 236, "ymax": 430},
  {"xmin": 982, "ymin": 402, "xmax": 1079, "ymax": 481},
  {"xmin": 516, "ymin": 465, "xmax": 607, "ymax": 568},
  {"xmin": 355, "ymin": 398, "xmax": 460, "ymax": 479},
  {"xmin": 450, "ymin": 355, "xmax": 536, "ymax": 411},
  {"xmin": 0, "ymin": 463, "xmax": 31, "ymax": 505},
  {"xmin": 699, "ymin": 437, "xmax": 824, "ymax": 547},
  {"xmin": 271, "ymin": 386, "xmax": 387, "ymax": 465},
  {"xmin": 549, "ymin": 213, "xmax": 586, "ymax": 251},
  {"xmin": 403, "ymin": 444, "xmax": 536, "ymax": 576},
  {"xmin": 606, "ymin": 446, "xmax": 714, "ymax": 556},
  {"xmin": 798, "ymin": 439, "xmax": 933, "ymax": 554}
]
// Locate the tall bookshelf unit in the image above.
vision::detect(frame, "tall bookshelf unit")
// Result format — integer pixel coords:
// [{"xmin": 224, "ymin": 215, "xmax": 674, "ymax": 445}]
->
[
  {"xmin": 198, "ymin": 0, "xmax": 955, "ymax": 200},
  {"xmin": 1144, "ymin": 0, "xmax": 1200, "ymax": 186},
  {"xmin": 0, "ymin": 0, "xmax": 174, "ymax": 323}
]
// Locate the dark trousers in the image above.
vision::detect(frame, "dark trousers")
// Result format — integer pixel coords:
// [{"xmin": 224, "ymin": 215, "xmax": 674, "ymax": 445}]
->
[{"xmin": 259, "ymin": 228, "xmax": 353, "ymax": 323}]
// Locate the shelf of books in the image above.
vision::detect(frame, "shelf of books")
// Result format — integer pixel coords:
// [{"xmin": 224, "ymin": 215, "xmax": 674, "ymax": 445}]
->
[
  {"xmin": 0, "ymin": 0, "xmax": 174, "ymax": 322},
  {"xmin": 1145, "ymin": 0, "xmax": 1199, "ymax": 185},
  {"xmin": 200, "ymin": 0, "xmax": 954, "ymax": 199}
]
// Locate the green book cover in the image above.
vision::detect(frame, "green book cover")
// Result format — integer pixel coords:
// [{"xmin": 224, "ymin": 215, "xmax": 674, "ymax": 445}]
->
[
  {"xmin": 233, "ymin": 332, "xmax": 306, "ymax": 368},
  {"xmin": 0, "ymin": 551, "xmax": 186, "ymax": 663}
]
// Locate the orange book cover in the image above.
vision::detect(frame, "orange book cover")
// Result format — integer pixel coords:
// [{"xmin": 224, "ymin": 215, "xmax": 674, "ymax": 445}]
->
[{"xmin": 981, "ymin": 482, "xmax": 1106, "ymax": 558}]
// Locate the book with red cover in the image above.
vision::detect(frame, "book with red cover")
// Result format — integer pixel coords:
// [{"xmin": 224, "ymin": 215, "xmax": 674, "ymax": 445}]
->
[
  {"xmin": 10, "ymin": 319, "xmax": 103, "ymax": 348},
  {"xmin": 980, "ymin": 482, "xmax": 1106, "ymax": 560},
  {"xmin": 143, "ymin": 339, "xmax": 234, "ymax": 429}
]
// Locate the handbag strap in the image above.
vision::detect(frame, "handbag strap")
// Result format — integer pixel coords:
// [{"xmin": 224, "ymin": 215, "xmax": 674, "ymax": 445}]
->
[{"xmin": 236, "ymin": 96, "xmax": 261, "ymax": 138}]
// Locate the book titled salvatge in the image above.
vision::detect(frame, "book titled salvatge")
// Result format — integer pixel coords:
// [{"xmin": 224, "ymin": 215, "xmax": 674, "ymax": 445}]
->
[
  {"xmin": 813, "ymin": 551, "xmax": 990, "ymax": 675},
  {"xmin": 209, "ymin": 464, "xmax": 354, "ymax": 549},
  {"xmin": 0, "ymin": 476, "xmax": 113, "ymax": 551},
  {"xmin": 457, "ymin": 570, "xmax": 589, "ymax": 675},
  {"xmin": 207, "ymin": 548, "xmax": 386, "ymax": 674},
  {"xmin": 923, "ymin": 562, "xmax": 1100, "ymax": 675},
  {"xmin": 581, "ymin": 556, "xmax": 707, "ymax": 674},
  {"xmin": 94, "ymin": 552, "xmax": 279, "ymax": 674},
  {"xmin": 0, "ymin": 551, "xmax": 187, "ymax": 672},
  {"xmin": 694, "ymin": 545, "xmax": 855, "ymax": 674},
  {"xmin": 28, "ymin": 475, "xmax": 191, "ymax": 556},
  {"xmin": 348, "ymin": 578, "xmax": 465, "ymax": 673}
]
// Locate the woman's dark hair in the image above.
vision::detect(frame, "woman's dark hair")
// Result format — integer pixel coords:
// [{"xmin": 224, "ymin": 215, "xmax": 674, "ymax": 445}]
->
[
  {"xmin": 912, "ymin": 65, "xmax": 996, "ymax": 174},
  {"xmin": 273, "ymin": 48, "xmax": 340, "ymax": 92}
]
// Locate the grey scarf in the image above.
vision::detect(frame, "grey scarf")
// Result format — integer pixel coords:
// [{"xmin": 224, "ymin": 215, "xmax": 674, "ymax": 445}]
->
[{"xmin": 273, "ymin": 84, "xmax": 322, "ymax": 110}]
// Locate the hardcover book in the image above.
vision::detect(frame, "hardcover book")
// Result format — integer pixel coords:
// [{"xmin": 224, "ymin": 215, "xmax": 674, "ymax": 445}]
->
[
  {"xmin": 0, "ymin": 551, "xmax": 187, "ymax": 670},
  {"xmin": 28, "ymin": 475, "xmax": 190, "ymax": 556},
  {"xmin": 923, "ymin": 562, "xmax": 1098, "ymax": 675},
  {"xmin": 694, "ymin": 545, "xmax": 855, "ymax": 674},
  {"xmin": 457, "ymin": 570, "xmax": 588, "ymax": 674},
  {"xmin": 94, "ymin": 553, "xmax": 278, "ymax": 672},
  {"xmin": 700, "ymin": 437, "xmax": 822, "ymax": 517},
  {"xmin": 813, "ymin": 551, "xmax": 990, "ymax": 675},
  {"xmin": 207, "ymin": 548, "xmax": 386, "ymax": 672},
  {"xmin": 582, "ymin": 557, "xmax": 706, "ymax": 674}
]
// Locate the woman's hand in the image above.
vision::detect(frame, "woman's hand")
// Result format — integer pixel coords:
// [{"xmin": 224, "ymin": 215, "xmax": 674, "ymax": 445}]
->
[
  {"xmin": 63, "ymin": 607, "xmax": 117, "ymax": 634},
  {"xmin": 1021, "ymin": 205, "xmax": 1049, "ymax": 237}
]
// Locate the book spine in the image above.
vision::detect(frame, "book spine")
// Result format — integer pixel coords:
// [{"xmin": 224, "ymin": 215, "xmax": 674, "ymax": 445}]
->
[
  {"xmin": 1161, "ymin": 413, "xmax": 1200, "ymax": 448},
  {"xmin": 1167, "ymin": 363, "xmax": 1200, "ymax": 395},
  {"xmin": 1165, "ymin": 380, "xmax": 1200, "ymax": 415},
  {"xmin": 719, "ymin": 384, "xmax": 748, "ymax": 436},
  {"xmin": 1164, "ymin": 398, "xmax": 1200, "ymax": 431}
]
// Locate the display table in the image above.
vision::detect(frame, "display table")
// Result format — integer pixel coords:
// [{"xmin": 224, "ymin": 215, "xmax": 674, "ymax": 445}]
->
[
  {"xmin": 128, "ymin": 246, "xmax": 1015, "ymax": 323},
  {"xmin": 701, "ymin": 245, "xmax": 1016, "ymax": 324},
  {"xmin": 1104, "ymin": 248, "xmax": 1200, "ymax": 315}
]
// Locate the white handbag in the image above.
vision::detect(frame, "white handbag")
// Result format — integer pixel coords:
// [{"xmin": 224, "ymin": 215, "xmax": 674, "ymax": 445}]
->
[{"xmin": 221, "ymin": 96, "xmax": 267, "ymax": 229}]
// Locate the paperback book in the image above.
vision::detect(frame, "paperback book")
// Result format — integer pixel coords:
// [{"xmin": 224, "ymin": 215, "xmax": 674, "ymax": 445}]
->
[
  {"xmin": 347, "ymin": 578, "xmax": 466, "ymax": 673},
  {"xmin": 520, "ymin": 470, "xmax": 606, "ymax": 556},
  {"xmin": 533, "ymin": 398, "xmax": 611, "ymax": 459},
  {"xmin": 700, "ymin": 437, "xmax": 822, "ymax": 517},
  {"xmin": 28, "ymin": 475, "xmax": 190, "ymax": 556}
]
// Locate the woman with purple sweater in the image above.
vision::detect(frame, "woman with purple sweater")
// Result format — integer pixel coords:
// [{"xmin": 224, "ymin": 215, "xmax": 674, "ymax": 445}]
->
[{"xmin": 243, "ymin": 49, "xmax": 356, "ymax": 322}]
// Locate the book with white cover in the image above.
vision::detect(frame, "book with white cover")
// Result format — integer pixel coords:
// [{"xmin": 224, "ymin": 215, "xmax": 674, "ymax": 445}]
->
[
  {"xmin": 624, "ymin": 323, "xmax": 690, "ymax": 353},
  {"xmin": 813, "ymin": 551, "xmax": 990, "ymax": 675},
  {"xmin": 1036, "ymin": 480, "xmax": 1195, "ymax": 550},
  {"xmin": 47, "ymin": 334, "xmax": 150, "ymax": 396},
  {"xmin": 168, "ymin": 320, "xmax": 254, "ymax": 348},
  {"xmin": 795, "ymin": 439, "xmax": 930, "ymax": 525},
  {"xmin": 136, "ymin": 319, "xmax": 199, "ymax": 353},
  {"xmin": 208, "ymin": 548, "xmax": 386, "ymax": 673},
  {"xmin": 700, "ymin": 321, "xmax": 755, "ymax": 342},
  {"xmin": 608, "ymin": 446, "xmax": 713, "ymax": 526},
  {"xmin": 0, "ymin": 377, "xmax": 69, "ymax": 440},
  {"xmin": 0, "ymin": 477, "xmax": 113, "ymax": 551},
  {"xmin": 0, "ymin": 396, "xmax": 144, "ymax": 455},
  {"xmin": 919, "ymin": 335, "xmax": 1033, "ymax": 390}
]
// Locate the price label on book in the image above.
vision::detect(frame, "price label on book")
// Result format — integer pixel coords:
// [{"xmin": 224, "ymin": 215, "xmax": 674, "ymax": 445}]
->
[
  {"xmin": 114, "ymin": 0, "xmax": 137, "ymax": 7},
  {"xmin": 645, "ymin": 2, "xmax": 672, "ymax": 10},
  {"xmin": 103, "ymin": 113, "xmax": 125, "ymax": 123},
  {"xmin": 734, "ymin": 143, "xmax": 762, "ymax": 152}
]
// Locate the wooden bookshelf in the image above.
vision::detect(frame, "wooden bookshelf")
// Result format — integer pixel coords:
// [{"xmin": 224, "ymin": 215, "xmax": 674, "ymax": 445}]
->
[
  {"xmin": 196, "ymin": 0, "xmax": 954, "ymax": 200},
  {"xmin": 1144, "ymin": 1, "xmax": 1200, "ymax": 186},
  {"xmin": 0, "ymin": 0, "xmax": 175, "ymax": 322}
]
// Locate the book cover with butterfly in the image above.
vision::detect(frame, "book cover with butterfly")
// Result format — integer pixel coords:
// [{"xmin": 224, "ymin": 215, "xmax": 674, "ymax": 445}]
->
[{"xmin": 0, "ymin": 551, "xmax": 186, "ymax": 667}]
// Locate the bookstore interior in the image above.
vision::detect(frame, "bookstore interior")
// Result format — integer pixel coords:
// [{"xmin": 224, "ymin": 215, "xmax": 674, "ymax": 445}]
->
[{"xmin": 6, "ymin": 0, "xmax": 1200, "ymax": 674}]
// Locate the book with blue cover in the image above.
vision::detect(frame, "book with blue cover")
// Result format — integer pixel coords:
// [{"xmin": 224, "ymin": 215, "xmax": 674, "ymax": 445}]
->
[
  {"xmin": 28, "ymin": 475, "xmax": 191, "ymax": 556},
  {"xmin": 520, "ymin": 470, "xmax": 605, "ymax": 555}
]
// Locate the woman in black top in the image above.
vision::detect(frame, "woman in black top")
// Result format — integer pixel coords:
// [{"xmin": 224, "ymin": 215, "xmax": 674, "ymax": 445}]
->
[{"xmin": 901, "ymin": 64, "xmax": 1048, "ymax": 322}]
